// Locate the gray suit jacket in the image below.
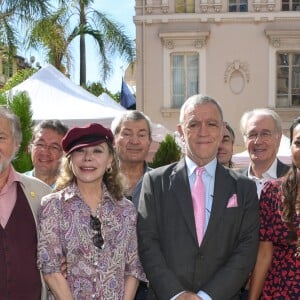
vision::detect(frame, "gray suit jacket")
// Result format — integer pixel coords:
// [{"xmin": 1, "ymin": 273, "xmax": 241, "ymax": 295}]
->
[
  {"xmin": 137, "ymin": 159, "xmax": 259, "ymax": 300},
  {"xmin": 19, "ymin": 173, "xmax": 52, "ymax": 300}
]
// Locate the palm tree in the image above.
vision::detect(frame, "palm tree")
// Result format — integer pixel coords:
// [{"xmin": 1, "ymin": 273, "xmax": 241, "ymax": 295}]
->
[
  {"xmin": 0, "ymin": 0, "xmax": 52, "ymax": 56},
  {"xmin": 27, "ymin": 0, "xmax": 135, "ymax": 86}
]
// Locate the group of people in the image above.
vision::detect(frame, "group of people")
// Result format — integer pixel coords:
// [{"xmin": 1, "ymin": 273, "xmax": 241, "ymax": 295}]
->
[{"xmin": 0, "ymin": 93, "xmax": 299, "ymax": 299}]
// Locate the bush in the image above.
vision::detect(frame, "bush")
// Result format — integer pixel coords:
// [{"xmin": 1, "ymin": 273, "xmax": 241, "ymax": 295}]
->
[
  {"xmin": 149, "ymin": 133, "xmax": 181, "ymax": 168},
  {"xmin": 0, "ymin": 92, "xmax": 33, "ymax": 172}
]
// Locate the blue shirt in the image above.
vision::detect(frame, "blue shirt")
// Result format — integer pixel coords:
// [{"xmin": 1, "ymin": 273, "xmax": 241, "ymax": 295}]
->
[{"xmin": 185, "ymin": 156, "xmax": 217, "ymax": 231}]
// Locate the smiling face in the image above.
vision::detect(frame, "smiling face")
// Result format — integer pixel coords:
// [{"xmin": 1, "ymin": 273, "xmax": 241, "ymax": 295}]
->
[
  {"xmin": 70, "ymin": 143, "xmax": 113, "ymax": 185},
  {"xmin": 217, "ymin": 127, "xmax": 234, "ymax": 167},
  {"xmin": 291, "ymin": 124, "xmax": 300, "ymax": 169},
  {"xmin": 31, "ymin": 128, "xmax": 64, "ymax": 177},
  {"xmin": 114, "ymin": 119, "xmax": 151, "ymax": 164},
  {"xmin": 244, "ymin": 114, "xmax": 281, "ymax": 170},
  {"xmin": 177, "ymin": 102, "xmax": 224, "ymax": 166}
]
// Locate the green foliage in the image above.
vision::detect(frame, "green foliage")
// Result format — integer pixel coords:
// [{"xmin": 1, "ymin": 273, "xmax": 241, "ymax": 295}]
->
[
  {"xmin": 0, "ymin": 68, "xmax": 37, "ymax": 92},
  {"xmin": 149, "ymin": 134, "xmax": 182, "ymax": 168},
  {"xmin": 84, "ymin": 81, "xmax": 119, "ymax": 102},
  {"xmin": 0, "ymin": 92, "xmax": 33, "ymax": 172}
]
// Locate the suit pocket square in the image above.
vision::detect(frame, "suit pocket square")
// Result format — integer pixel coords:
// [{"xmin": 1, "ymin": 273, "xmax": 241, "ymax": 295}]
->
[{"xmin": 227, "ymin": 194, "xmax": 238, "ymax": 208}]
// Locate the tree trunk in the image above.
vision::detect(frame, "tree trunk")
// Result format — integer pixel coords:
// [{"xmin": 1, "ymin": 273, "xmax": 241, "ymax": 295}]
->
[{"xmin": 79, "ymin": 1, "xmax": 86, "ymax": 86}]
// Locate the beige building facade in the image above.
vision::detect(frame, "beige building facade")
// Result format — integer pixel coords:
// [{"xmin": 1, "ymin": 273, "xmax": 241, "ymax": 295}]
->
[{"xmin": 134, "ymin": 0, "xmax": 300, "ymax": 150}]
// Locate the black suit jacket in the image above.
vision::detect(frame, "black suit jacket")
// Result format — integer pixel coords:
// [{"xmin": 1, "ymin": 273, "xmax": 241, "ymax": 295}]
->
[
  {"xmin": 240, "ymin": 158, "xmax": 290, "ymax": 178},
  {"xmin": 137, "ymin": 159, "xmax": 259, "ymax": 300}
]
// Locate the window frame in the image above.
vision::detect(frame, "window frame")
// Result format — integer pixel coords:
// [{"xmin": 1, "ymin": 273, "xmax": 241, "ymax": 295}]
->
[
  {"xmin": 171, "ymin": 52, "xmax": 199, "ymax": 108},
  {"xmin": 175, "ymin": 0, "xmax": 195, "ymax": 13},
  {"xmin": 276, "ymin": 52, "xmax": 300, "ymax": 107},
  {"xmin": 228, "ymin": 0, "xmax": 248, "ymax": 12},
  {"xmin": 282, "ymin": 0, "xmax": 300, "ymax": 11},
  {"xmin": 159, "ymin": 31, "xmax": 209, "ymax": 114}
]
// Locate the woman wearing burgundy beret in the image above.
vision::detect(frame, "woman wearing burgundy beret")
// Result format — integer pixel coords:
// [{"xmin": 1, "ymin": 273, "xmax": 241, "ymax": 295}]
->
[{"xmin": 37, "ymin": 123, "xmax": 146, "ymax": 299}]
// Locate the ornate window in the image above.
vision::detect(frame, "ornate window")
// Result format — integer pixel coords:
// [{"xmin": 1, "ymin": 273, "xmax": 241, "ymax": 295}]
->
[
  {"xmin": 175, "ymin": 0, "xmax": 195, "ymax": 13},
  {"xmin": 171, "ymin": 53, "xmax": 199, "ymax": 107},
  {"xmin": 282, "ymin": 0, "xmax": 300, "ymax": 11},
  {"xmin": 228, "ymin": 0, "xmax": 248, "ymax": 12},
  {"xmin": 276, "ymin": 52, "xmax": 300, "ymax": 107}
]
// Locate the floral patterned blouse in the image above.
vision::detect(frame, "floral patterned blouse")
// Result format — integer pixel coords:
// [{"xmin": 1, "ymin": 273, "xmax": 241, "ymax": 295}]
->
[
  {"xmin": 259, "ymin": 180, "xmax": 300, "ymax": 299},
  {"xmin": 38, "ymin": 183, "xmax": 146, "ymax": 299}
]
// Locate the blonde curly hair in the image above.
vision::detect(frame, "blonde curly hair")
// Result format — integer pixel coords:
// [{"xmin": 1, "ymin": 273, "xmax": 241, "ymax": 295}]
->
[{"xmin": 55, "ymin": 142, "xmax": 124, "ymax": 200}]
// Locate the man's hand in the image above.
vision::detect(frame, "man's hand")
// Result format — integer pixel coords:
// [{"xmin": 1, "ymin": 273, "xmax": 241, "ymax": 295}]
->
[{"xmin": 177, "ymin": 291, "xmax": 202, "ymax": 300}]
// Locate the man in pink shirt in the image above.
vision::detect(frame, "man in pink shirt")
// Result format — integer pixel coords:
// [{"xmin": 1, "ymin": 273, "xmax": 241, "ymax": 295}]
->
[{"xmin": 0, "ymin": 106, "xmax": 52, "ymax": 299}]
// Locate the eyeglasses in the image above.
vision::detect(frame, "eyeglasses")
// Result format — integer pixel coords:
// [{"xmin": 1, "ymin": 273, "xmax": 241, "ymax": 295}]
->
[
  {"xmin": 90, "ymin": 215, "xmax": 104, "ymax": 249},
  {"xmin": 32, "ymin": 142, "xmax": 62, "ymax": 154},
  {"xmin": 244, "ymin": 130, "xmax": 274, "ymax": 141}
]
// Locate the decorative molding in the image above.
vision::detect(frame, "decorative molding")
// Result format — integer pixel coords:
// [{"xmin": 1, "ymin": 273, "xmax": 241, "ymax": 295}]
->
[
  {"xmin": 200, "ymin": 0, "xmax": 223, "ymax": 13},
  {"xmin": 145, "ymin": 0, "xmax": 169, "ymax": 14},
  {"xmin": 161, "ymin": 0, "xmax": 169, "ymax": 13},
  {"xmin": 265, "ymin": 30, "xmax": 300, "ymax": 48},
  {"xmin": 224, "ymin": 60, "xmax": 250, "ymax": 83},
  {"xmin": 146, "ymin": 0, "xmax": 153, "ymax": 14},
  {"xmin": 253, "ymin": 0, "xmax": 275, "ymax": 12},
  {"xmin": 165, "ymin": 39, "xmax": 174, "ymax": 49},
  {"xmin": 159, "ymin": 31, "xmax": 210, "ymax": 49}
]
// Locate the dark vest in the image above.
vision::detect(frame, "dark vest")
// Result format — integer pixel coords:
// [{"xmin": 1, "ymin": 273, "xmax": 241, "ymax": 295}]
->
[{"xmin": 0, "ymin": 183, "xmax": 41, "ymax": 300}]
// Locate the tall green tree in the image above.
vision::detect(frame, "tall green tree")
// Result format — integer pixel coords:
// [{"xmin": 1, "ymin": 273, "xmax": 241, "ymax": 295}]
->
[
  {"xmin": 27, "ymin": 0, "xmax": 135, "ymax": 86},
  {"xmin": 0, "ymin": 0, "xmax": 52, "ymax": 57}
]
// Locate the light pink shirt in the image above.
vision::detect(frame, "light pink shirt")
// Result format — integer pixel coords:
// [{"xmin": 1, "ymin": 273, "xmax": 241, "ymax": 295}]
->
[{"xmin": 0, "ymin": 165, "xmax": 20, "ymax": 228}]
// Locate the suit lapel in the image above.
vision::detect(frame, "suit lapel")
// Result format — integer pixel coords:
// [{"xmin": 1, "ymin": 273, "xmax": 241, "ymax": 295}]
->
[
  {"xmin": 202, "ymin": 164, "xmax": 234, "ymax": 245},
  {"xmin": 170, "ymin": 159, "xmax": 198, "ymax": 244}
]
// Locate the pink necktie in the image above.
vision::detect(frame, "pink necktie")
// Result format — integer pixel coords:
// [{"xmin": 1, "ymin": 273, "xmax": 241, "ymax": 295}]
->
[{"xmin": 192, "ymin": 167, "xmax": 206, "ymax": 245}]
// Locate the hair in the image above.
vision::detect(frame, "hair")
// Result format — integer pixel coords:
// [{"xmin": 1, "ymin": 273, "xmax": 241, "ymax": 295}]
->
[
  {"xmin": 281, "ymin": 117, "xmax": 300, "ymax": 243},
  {"xmin": 224, "ymin": 122, "xmax": 235, "ymax": 168},
  {"xmin": 54, "ymin": 141, "xmax": 124, "ymax": 200},
  {"xmin": 111, "ymin": 110, "xmax": 152, "ymax": 140},
  {"xmin": 179, "ymin": 94, "xmax": 223, "ymax": 124},
  {"xmin": 225, "ymin": 122, "xmax": 235, "ymax": 143},
  {"xmin": 32, "ymin": 119, "xmax": 69, "ymax": 140},
  {"xmin": 0, "ymin": 105, "xmax": 22, "ymax": 150},
  {"xmin": 240, "ymin": 108, "xmax": 282, "ymax": 138}
]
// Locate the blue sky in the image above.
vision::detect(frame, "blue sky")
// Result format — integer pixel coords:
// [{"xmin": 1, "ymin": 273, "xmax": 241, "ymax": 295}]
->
[
  {"xmin": 23, "ymin": 0, "xmax": 136, "ymax": 93},
  {"xmin": 86, "ymin": 0, "xmax": 136, "ymax": 92}
]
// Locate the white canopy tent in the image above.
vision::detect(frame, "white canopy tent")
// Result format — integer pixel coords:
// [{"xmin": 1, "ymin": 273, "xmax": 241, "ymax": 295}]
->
[
  {"xmin": 232, "ymin": 134, "xmax": 292, "ymax": 168},
  {"xmin": 8, "ymin": 65, "xmax": 170, "ymax": 158},
  {"xmin": 9, "ymin": 64, "xmax": 126, "ymax": 128}
]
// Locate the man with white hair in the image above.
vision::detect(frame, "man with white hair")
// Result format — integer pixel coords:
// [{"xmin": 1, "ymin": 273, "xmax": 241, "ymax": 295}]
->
[
  {"xmin": 0, "ymin": 106, "xmax": 51, "ymax": 299},
  {"xmin": 239, "ymin": 108, "xmax": 289, "ymax": 197}
]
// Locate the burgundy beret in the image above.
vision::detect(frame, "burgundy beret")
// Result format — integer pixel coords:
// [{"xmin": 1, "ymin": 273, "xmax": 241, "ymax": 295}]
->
[{"xmin": 62, "ymin": 123, "xmax": 114, "ymax": 156}]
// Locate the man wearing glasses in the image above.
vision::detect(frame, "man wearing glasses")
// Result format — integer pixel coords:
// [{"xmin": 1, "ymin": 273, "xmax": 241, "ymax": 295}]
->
[
  {"xmin": 239, "ymin": 108, "xmax": 289, "ymax": 198},
  {"xmin": 238, "ymin": 108, "xmax": 290, "ymax": 300},
  {"xmin": 25, "ymin": 120, "xmax": 68, "ymax": 188}
]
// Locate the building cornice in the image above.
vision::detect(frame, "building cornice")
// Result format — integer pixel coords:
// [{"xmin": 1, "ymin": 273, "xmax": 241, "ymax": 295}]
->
[
  {"xmin": 134, "ymin": 12, "xmax": 300, "ymax": 24},
  {"xmin": 265, "ymin": 29, "xmax": 300, "ymax": 47},
  {"xmin": 159, "ymin": 31, "xmax": 210, "ymax": 49}
]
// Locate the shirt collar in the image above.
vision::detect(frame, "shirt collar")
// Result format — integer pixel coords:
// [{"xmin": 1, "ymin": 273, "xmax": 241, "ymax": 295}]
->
[
  {"xmin": 62, "ymin": 182, "xmax": 116, "ymax": 205},
  {"xmin": 185, "ymin": 156, "xmax": 217, "ymax": 178},
  {"xmin": 7, "ymin": 165, "xmax": 21, "ymax": 184},
  {"xmin": 248, "ymin": 158, "xmax": 278, "ymax": 180}
]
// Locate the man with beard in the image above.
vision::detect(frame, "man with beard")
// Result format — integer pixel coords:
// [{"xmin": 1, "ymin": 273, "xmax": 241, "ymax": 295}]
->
[
  {"xmin": 111, "ymin": 110, "xmax": 152, "ymax": 300},
  {"xmin": 0, "ymin": 106, "xmax": 52, "ymax": 299}
]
